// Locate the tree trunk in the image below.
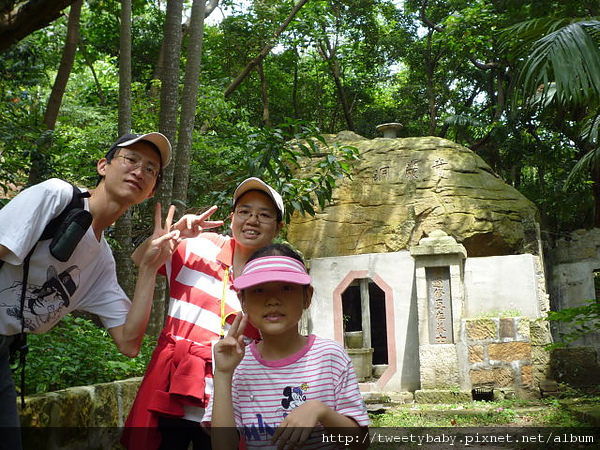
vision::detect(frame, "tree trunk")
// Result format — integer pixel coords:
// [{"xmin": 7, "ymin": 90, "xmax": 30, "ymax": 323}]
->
[
  {"xmin": 593, "ymin": 165, "xmax": 600, "ymax": 227},
  {"xmin": 151, "ymin": 0, "xmax": 220, "ymax": 99},
  {"xmin": 317, "ymin": 32, "xmax": 355, "ymax": 131},
  {"xmin": 28, "ymin": 0, "xmax": 82, "ymax": 185},
  {"xmin": 113, "ymin": 0, "xmax": 135, "ymax": 298},
  {"xmin": 328, "ymin": 55, "xmax": 354, "ymax": 131},
  {"xmin": 156, "ymin": 0, "xmax": 183, "ymax": 210},
  {"xmin": 118, "ymin": 0, "xmax": 132, "ymax": 135},
  {"xmin": 258, "ymin": 61, "xmax": 271, "ymax": 127},
  {"xmin": 79, "ymin": 37, "xmax": 106, "ymax": 106},
  {"xmin": 172, "ymin": 0, "xmax": 207, "ymax": 208},
  {"xmin": 292, "ymin": 47, "xmax": 299, "ymax": 120},
  {"xmin": 149, "ymin": 0, "xmax": 184, "ymax": 336},
  {"xmin": 425, "ymin": 31, "xmax": 437, "ymax": 136}
]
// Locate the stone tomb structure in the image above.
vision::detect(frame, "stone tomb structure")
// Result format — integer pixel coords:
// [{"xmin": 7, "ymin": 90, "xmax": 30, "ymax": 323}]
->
[
  {"xmin": 545, "ymin": 228, "xmax": 600, "ymax": 386},
  {"xmin": 289, "ymin": 133, "xmax": 552, "ymax": 397}
]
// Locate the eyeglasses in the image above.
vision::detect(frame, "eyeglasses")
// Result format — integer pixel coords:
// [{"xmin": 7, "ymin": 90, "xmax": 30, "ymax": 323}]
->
[
  {"xmin": 116, "ymin": 154, "xmax": 160, "ymax": 180},
  {"xmin": 234, "ymin": 208, "xmax": 277, "ymax": 224}
]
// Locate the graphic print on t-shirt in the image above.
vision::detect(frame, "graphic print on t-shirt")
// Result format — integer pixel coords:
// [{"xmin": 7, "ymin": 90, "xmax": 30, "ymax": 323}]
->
[
  {"xmin": 280, "ymin": 384, "xmax": 308, "ymax": 416},
  {"xmin": 1, "ymin": 264, "xmax": 80, "ymax": 332},
  {"xmin": 243, "ymin": 383, "xmax": 309, "ymax": 442}
]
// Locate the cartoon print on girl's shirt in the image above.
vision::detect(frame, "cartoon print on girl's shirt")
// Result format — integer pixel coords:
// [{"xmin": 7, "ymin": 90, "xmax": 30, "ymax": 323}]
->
[
  {"xmin": 242, "ymin": 383, "xmax": 311, "ymax": 442},
  {"xmin": 279, "ymin": 383, "xmax": 308, "ymax": 417}
]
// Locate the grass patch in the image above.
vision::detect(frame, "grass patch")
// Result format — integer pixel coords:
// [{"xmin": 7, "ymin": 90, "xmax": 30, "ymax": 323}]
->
[{"xmin": 369, "ymin": 391, "xmax": 597, "ymax": 427}]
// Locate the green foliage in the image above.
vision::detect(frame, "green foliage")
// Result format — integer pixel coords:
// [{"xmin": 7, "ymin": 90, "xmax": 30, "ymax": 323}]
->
[
  {"xmin": 543, "ymin": 299, "xmax": 600, "ymax": 349},
  {"xmin": 0, "ymin": 88, "xmax": 46, "ymax": 192},
  {"xmin": 225, "ymin": 118, "xmax": 359, "ymax": 221},
  {"xmin": 12, "ymin": 315, "xmax": 155, "ymax": 395},
  {"xmin": 533, "ymin": 398, "xmax": 588, "ymax": 427},
  {"xmin": 180, "ymin": 116, "xmax": 359, "ymax": 225},
  {"xmin": 1, "ymin": 0, "xmax": 599, "ymax": 246},
  {"xmin": 500, "ymin": 18, "xmax": 600, "ymax": 109}
]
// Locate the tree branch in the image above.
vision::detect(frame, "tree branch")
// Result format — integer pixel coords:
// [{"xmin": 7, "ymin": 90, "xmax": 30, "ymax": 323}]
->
[
  {"xmin": 468, "ymin": 56, "xmax": 501, "ymax": 70},
  {"xmin": 420, "ymin": 0, "xmax": 444, "ymax": 33},
  {"xmin": 0, "ymin": 0, "xmax": 77, "ymax": 52},
  {"xmin": 224, "ymin": 0, "xmax": 309, "ymax": 97}
]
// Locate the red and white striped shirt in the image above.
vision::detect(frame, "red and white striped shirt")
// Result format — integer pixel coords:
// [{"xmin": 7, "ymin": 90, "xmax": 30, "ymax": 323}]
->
[
  {"xmin": 122, "ymin": 233, "xmax": 259, "ymax": 450},
  {"xmin": 163, "ymin": 233, "xmax": 241, "ymax": 344}
]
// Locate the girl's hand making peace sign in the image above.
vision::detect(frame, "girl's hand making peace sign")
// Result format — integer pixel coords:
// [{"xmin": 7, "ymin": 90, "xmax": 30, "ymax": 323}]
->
[{"xmin": 172, "ymin": 205, "xmax": 224, "ymax": 238}]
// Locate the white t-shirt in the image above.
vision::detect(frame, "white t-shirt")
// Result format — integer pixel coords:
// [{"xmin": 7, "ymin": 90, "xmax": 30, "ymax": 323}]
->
[
  {"xmin": 204, "ymin": 335, "xmax": 370, "ymax": 449},
  {"xmin": 0, "ymin": 178, "xmax": 130, "ymax": 335}
]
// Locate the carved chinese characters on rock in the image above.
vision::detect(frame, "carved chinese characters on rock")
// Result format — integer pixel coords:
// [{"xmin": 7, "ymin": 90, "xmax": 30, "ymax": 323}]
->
[
  {"xmin": 404, "ymin": 160, "xmax": 419, "ymax": 180},
  {"xmin": 373, "ymin": 166, "xmax": 391, "ymax": 182},
  {"xmin": 431, "ymin": 157, "xmax": 448, "ymax": 179}
]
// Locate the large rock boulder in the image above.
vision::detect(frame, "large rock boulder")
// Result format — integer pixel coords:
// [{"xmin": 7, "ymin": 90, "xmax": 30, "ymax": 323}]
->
[{"xmin": 287, "ymin": 133, "xmax": 540, "ymax": 259}]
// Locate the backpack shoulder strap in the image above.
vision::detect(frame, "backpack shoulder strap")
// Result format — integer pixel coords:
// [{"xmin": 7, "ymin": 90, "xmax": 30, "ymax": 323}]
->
[
  {"xmin": 0, "ymin": 183, "xmax": 90, "ymax": 270},
  {"xmin": 39, "ymin": 184, "xmax": 90, "ymax": 241}
]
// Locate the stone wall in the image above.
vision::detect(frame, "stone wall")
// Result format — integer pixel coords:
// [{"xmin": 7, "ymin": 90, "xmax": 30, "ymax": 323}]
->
[
  {"xmin": 459, "ymin": 317, "xmax": 551, "ymax": 397},
  {"xmin": 18, "ymin": 377, "xmax": 141, "ymax": 449},
  {"xmin": 548, "ymin": 228, "xmax": 600, "ymax": 351}
]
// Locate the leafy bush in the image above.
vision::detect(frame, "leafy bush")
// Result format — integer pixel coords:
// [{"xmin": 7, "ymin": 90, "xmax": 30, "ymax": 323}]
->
[
  {"xmin": 12, "ymin": 315, "xmax": 156, "ymax": 394},
  {"xmin": 544, "ymin": 299, "xmax": 600, "ymax": 349}
]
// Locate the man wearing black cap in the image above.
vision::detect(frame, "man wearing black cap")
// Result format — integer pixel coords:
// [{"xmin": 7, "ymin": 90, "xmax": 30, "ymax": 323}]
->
[{"xmin": 0, "ymin": 132, "xmax": 180, "ymax": 449}]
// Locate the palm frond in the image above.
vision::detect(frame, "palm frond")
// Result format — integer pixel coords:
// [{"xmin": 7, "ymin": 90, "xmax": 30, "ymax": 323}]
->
[
  {"xmin": 443, "ymin": 114, "xmax": 484, "ymax": 128},
  {"xmin": 581, "ymin": 110, "xmax": 600, "ymax": 144},
  {"xmin": 498, "ymin": 18, "xmax": 572, "ymax": 57},
  {"xmin": 500, "ymin": 18, "xmax": 600, "ymax": 107},
  {"xmin": 521, "ymin": 21, "xmax": 600, "ymax": 106},
  {"xmin": 565, "ymin": 145, "xmax": 600, "ymax": 189}
]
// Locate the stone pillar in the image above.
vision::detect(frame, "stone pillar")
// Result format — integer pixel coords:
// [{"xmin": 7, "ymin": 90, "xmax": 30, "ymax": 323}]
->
[
  {"xmin": 359, "ymin": 279, "xmax": 372, "ymax": 348},
  {"xmin": 375, "ymin": 122, "xmax": 403, "ymax": 138},
  {"xmin": 410, "ymin": 230, "xmax": 466, "ymax": 389}
]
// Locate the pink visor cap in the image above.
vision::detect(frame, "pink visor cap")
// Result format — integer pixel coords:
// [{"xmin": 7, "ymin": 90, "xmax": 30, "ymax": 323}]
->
[{"xmin": 233, "ymin": 256, "xmax": 311, "ymax": 290}]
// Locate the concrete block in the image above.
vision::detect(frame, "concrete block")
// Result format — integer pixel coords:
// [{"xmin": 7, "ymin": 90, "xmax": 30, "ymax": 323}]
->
[{"xmin": 414, "ymin": 389, "xmax": 472, "ymax": 404}]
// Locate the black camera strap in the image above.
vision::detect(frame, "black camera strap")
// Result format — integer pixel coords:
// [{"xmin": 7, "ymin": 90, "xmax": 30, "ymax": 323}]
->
[{"xmin": 11, "ymin": 244, "xmax": 36, "ymax": 408}]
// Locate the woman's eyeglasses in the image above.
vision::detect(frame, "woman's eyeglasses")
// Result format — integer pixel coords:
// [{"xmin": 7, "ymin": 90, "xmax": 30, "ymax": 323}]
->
[{"xmin": 234, "ymin": 208, "xmax": 277, "ymax": 224}]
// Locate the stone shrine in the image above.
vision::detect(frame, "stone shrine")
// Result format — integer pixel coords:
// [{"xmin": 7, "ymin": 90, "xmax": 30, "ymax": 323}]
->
[{"xmin": 289, "ymin": 132, "xmax": 552, "ymax": 398}]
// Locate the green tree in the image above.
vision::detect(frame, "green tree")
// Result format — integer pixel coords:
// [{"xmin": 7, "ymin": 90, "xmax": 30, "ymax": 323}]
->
[
  {"xmin": 501, "ymin": 17, "xmax": 600, "ymax": 224},
  {"xmin": 27, "ymin": 0, "xmax": 82, "ymax": 186},
  {"xmin": 113, "ymin": 0, "xmax": 135, "ymax": 297}
]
